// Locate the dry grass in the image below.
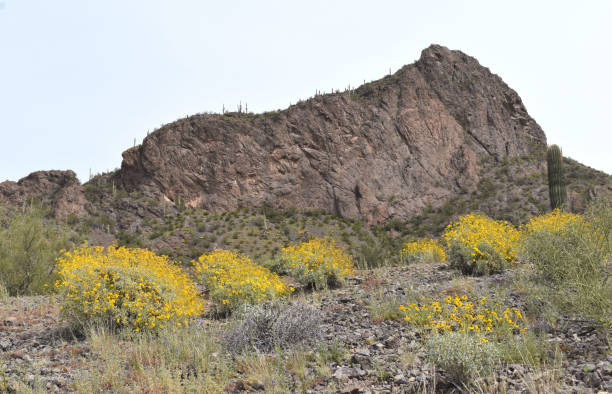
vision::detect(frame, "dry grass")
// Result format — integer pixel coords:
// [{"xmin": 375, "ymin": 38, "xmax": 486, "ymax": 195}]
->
[
  {"xmin": 442, "ymin": 276, "xmax": 477, "ymax": 296},
  {"xmin": 366, "ymin": 288, "xmax": 405, "ymax": 322},
  {"xmin": 73, "ymin": 324, "xmax": 234, "ymax": 393},
  {"xmin": 68, "ymin": 321, "xmax": 344, "ymax": 393}
]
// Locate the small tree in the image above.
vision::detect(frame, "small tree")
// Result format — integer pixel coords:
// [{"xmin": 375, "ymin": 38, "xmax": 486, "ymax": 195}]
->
[{"xmin": 0, "ymin": 207, "xmax": 69, "ymax": 296}]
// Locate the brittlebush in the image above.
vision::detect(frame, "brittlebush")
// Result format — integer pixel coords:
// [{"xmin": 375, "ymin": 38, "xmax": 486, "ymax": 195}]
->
[
  {"xmin": 280, "ymin": 238, "xmax": 354, "ymax": 289},
  {"xmin": 443, "ymin": 213, "xmax": 521, "ymax": 275},
  {"xmin": 401, "ymin": 239, "xmax": 447, "ymax": 264},
  {"xmin": 399, "ymin": 294, "xmax": 527, "ymax": 342},
  {"xmin": 55, "ymin": 246, "xmax": 203, "ymax": 332},
  {"xmin": 522, "ymin": 209, "xmax": 585, "ymax": 234},
  {"xmin": 194, "ymin": 249, "xmax": 291, "ymax": 314}
]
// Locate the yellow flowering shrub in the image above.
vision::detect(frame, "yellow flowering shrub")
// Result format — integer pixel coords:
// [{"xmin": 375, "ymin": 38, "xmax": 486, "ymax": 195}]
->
[
  {"xmin": 401, "ymin": 239, "xmax": 447, "ymax": 264},
  {"xmin": 280, "ymin": 238, "xmax": 354, "ymax": 289},
  {"xmin": 522, "ymin": 209, "xmax": 585, "ymax": 234},
  {"xmin": 442, "ymin": 213, "xmax": 521, "ymax": 275},
  {"xmin": 399, "ymin": 294, "xmax": 527, "ymax": 341},
  {"xmin": 194, "ymin": 249, "xmax": 291, "ymax": 314},
  {"xmin": 55, "ymin": 246, "xmax": 203, "ymax": 332}
]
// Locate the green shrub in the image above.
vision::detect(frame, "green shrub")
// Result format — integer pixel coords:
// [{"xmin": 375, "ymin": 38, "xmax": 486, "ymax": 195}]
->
[
  {"xmin": 519, "ymin": 197, "xmax": 612, "ymax": 327},
  {"xmin": 259, "ymin": 258, "xmax": 289, "ymax": 275},
  {"xmin": 354, "ymin": 237, "xmax": 390, "ymax": 269},
  {"xmin": 425, "ymin": 332, "xmax": 501, "ymax": 385},
  {"xmin": 66, "ymin": 213, "xmax": 80, "ymax": 226},
  {"xmin": 0, "ymin": 207, "xmax": 69, "ymax": 296},
  {"xmin": 499, "ymin": 332, "xmax": 549, "ymax": 366},
  {"xmin": 520, "ymin": 221, "xmax": 600, "ymax": 284},
  {"xmin": 586, "ymin": 197, "xmax": 612, "ymax": 253},
  {"xmin": 116, "ymin": 230, "xmax": 144, "ymax": 248}
]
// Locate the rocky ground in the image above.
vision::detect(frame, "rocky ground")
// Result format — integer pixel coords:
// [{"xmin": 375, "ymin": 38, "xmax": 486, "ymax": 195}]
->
[
  {"xmin": 313, "ymin": 264, "xmax": 612, "ymax": 393},
  {"xmin": 1, "ymin": 262, "xmax": 611, "ymax": 393},
  {"xmin": 0, "ymin": 297, "xmax": 89, "ymax": 392}
]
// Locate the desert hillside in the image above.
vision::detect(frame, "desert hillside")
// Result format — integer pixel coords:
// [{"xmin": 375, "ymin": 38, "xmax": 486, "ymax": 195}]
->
[{"xmin": 0, "ymin": 45, "xmax": 611, "ymax": 393}]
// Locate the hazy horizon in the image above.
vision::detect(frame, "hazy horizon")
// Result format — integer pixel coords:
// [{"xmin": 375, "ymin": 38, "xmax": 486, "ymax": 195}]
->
[{"xmin": 1, "ymin": 1, "xmax": 611, "ymax": 183}]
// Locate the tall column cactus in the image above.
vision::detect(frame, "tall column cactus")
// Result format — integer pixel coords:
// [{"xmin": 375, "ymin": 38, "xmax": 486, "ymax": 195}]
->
[{"xmin": 547, "ymin": 144, "xmax": 566, "ymax": 210}]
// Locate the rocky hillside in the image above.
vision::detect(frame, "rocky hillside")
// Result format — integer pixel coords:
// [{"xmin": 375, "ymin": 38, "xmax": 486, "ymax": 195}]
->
[
  {"xmin": 119, "ymin": 44, "xmax": 547, "ymax": 225},
  {"xmin": 1, "ymin": 44, "xmax": 610, "ymax": 260},
  {"xmin": 2, "ymin": 262, "xmax": 611, "ymax": 392}
]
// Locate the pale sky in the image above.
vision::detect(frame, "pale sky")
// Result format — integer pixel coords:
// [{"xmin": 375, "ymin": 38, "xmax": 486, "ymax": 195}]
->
[{"xmin": 1, "ymin": 1, "xmax": 610, "ymax": 183}]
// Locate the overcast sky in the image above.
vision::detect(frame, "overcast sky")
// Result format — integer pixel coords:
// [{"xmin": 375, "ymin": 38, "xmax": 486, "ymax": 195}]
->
[{"xmin": 1, "ymin": 1, "xmax": 610, "ymax": 183}]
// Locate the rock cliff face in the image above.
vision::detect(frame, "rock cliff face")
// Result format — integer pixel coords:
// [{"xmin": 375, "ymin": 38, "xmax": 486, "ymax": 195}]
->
[
  {"xmin": 119, "ymin": 45, "xmax": 546, "ymax": 224},
  {"xmin": 0, "ymin": 170, "xmax": 87, "ymax": 218}
]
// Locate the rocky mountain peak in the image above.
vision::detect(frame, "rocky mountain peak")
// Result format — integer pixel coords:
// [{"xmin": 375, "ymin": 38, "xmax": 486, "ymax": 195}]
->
[{"xmin": 117, "ymin": 45, "xmax": 547, "ymax": 224}]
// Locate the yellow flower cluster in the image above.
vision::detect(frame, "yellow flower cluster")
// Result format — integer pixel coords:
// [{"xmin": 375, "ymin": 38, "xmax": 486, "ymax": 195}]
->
[
  {"xmin": 443, "ymin": 213, "xmax": 521, "ymax": 273},
  {"xmin": 401, "ymin": 239, "xmax": 447, "ymax": 264},
  {"xmin": 522, "ymin": 209, "xmax": 585, "ymax": 234},
  {"xmin": 399, "ymin": 294, "xmax": 527, "ymax": 341},
  {"xmin": 280, "ymin": 238, "xmax": 354, "ymax": 289},
  {"xmin": 55, "ymin": 246, "xmax": 203, "ymax": 332},
  {"xmin": 194, "ymin": 249, "xmax": 291, "ymax": 313}
]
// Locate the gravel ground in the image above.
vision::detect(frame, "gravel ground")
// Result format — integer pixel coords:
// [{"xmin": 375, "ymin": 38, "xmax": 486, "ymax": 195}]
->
[{"xmin": 0, "ymin": 297, "xmax": 89, "ymax": 392}]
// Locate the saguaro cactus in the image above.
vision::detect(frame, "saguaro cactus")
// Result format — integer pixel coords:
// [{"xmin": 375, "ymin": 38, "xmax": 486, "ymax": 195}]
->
[{"xmin": 547, "ymin": 145, "xmax": 566, "ymax": 210}]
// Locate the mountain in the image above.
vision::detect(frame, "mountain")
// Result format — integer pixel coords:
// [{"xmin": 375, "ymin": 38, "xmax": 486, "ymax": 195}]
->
[
  {"xmin": 1, "ymin": 44, "xmax": 610, "ymax": 260},
  {"xmin": 119, "ymin": 44, "xmax": 547, "ymax": 225}
]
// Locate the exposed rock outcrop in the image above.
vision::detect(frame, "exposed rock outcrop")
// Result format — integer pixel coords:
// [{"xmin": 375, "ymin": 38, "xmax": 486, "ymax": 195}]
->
[
  {"xmin": 0, "ymin": 170, "xmax": 87, "ymax": 218},
  {"xmin": 119, "ymin": 45, "xmax": 547, "ymax": 224}
]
